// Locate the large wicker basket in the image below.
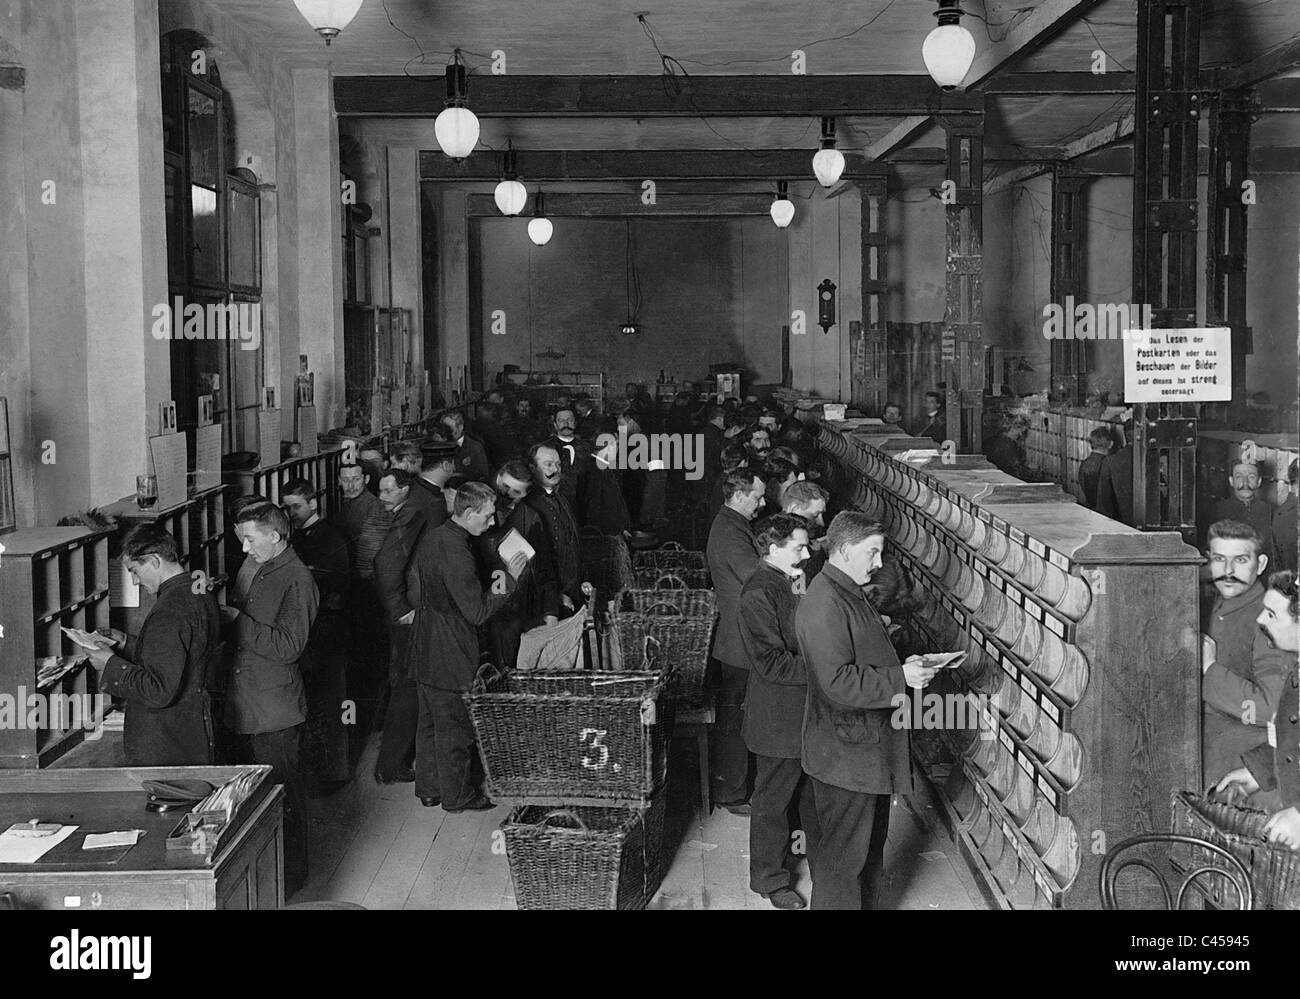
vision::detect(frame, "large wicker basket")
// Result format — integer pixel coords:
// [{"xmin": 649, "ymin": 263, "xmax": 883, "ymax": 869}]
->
[
  {"xmin": 612, "ymin": 602, "xmax": 716, "ymax": 704},
  {"xmin": 1170, "ymin": 790, "xmax": 1300, "ymax": 910},
  {"xmin": 633, "ymin": 542, "xmax": 708, "ymax": 574},
  {"xmin": 619, "ymin": 586, "xmax": 717, "ymax": 618},
  {"xmin": 630, "ymin": 567, "xmax": 712, "ymax": 590},
  {"xmin": 465, "ymin": 665, "xmax": 675, "ymax": 805},
  {"xmin": 502, "ymin": 796, "xmax": 668, "ymax": 910},
  {"xmin": 579, "ymin": 529, "xmax": 633, "ymax": 597}
]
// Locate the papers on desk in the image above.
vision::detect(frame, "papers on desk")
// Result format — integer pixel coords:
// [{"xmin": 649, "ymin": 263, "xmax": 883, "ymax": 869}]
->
[
  {"xmin": 0, "ymin": 822, "xmax": 79, "ymax": 863},
  {"xmin": 896, "ymin": 449, "xmax": 941, "ymax": 464},
  {"xmin": 83, "ymin": 830, "xmax": 144, "ymax": 851}
]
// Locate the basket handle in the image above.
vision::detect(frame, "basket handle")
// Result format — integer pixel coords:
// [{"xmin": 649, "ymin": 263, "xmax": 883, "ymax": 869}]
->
[
  {"xmin": 471, "ymin": 661, "xmax": 504, "ymax": 693},
  {"xmin": 655, "ymin": 573, "xmax": 687, "ymax": 589},
  {"xmin": 642, "ymin": 633, "xmax": 662, "ymax": 664},
  {"xmin": 642, "ymin": 601, "xmax": 685, "ymax": 617},
  {"xmin": 540, "ymin": 808, "xmax": 588, "ymax": 832},
  {"xmin": 660, "ymin": 542, "xmax": 685, "ymax": 551}
]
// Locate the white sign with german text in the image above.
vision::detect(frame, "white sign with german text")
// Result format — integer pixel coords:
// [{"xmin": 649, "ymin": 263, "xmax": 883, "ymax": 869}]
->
[{"xmin": 1122, "ymin": 327, "xmax": 1231, "ymax": 403}]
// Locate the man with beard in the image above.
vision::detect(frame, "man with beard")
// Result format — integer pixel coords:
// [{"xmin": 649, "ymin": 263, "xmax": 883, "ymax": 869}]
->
[
  {"xmin": 1201, "ymin": 520, "xmax": 1293, "ymax": 787},
  {"xmin": 488, "ymin": 459, "xmax": 560, "ymax": 669},
  {"xmin": 526, "ymin": 444, "xmax": 584, "ymax": 615},
  {"xmin": 407, "ymin": 482, "xmax": 527, "ymax": 810},
  {"xmin": 544, "ymin": 407, "xmax": 590, "ymax": 515},
  {"xmin": 440, "ymin": 410, "xmax": 492, "ymax": 482},
  {"xmin": 739, "ymin": 514, "xmax": 816, "ymax": 909},
  {"xmin": 795, "ymin": 512, "xmax": 938, "ymax": 909},
  {"xmin": 370, "ymin": 469, "xmax": 427, "ymax": 785},
  {"xmin": 706, "ymin": 467, "xmax": 766, "ymax": 812},
  {"xmin": 282, "ymin": 479, "xmax": 352, "ymax": 788},
  {"xmin": 1212, "ymin": 462, "xmax": 1276, "ymax": 567},
  {"xmin": 1216, "ymin": 570, "xmax": 1300, "ymax": 851}
]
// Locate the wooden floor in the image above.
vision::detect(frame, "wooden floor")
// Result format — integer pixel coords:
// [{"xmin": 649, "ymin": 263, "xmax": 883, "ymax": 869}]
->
[{"xmin": 58, "ymin": 724, "xmax": 987, "ymax": 910}]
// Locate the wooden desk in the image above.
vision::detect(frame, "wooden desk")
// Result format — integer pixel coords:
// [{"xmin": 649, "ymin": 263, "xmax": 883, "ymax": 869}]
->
[{"xmin": 0, "ymin": 765, "xmax": 283, "ymax": 910}]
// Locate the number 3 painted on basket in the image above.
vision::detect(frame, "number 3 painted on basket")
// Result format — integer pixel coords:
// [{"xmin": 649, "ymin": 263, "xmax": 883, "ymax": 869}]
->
[{"xmin": 579, "ymin": 728, "xmax": 609, "ymax": 770}]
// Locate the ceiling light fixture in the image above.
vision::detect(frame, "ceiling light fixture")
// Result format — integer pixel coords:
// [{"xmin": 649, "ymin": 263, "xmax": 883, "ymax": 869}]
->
[
  {"xmin": 292, "ymin": 0, "xmax": 364, "ymax": 46},
  {"xmin": 812, "ymin": 117, "xmax": 845, "ymax": 187},
  {"xmin": 434, "ymin": 52, "xmax": 480, "ymax": 160},
  {"xmin": 770, "ymin": 181, "xmax": 795, "ymax": 228},
  {"xmin": 923, "ymin": 0, "xmax": 977, "ymax": 91},
  {"xmin": 494, "ymin": 142, "xmax": 527, "ymax": 216},
  {"xmin": 527, "ymin": 190, "xmax": 553, "ymax": 246}
]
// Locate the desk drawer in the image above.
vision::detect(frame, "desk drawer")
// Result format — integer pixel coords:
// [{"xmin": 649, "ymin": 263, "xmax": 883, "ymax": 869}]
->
[{"xmin": 0, "ymin": 877, "xmax": 203, "ymax": 910}]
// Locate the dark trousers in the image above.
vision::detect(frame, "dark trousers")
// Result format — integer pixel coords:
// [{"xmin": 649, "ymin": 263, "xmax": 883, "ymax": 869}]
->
[
  {"xmin": 242, "ymin": 725, "xmax": 307, "ymax": 896},
  {"xmin": 805, "ymin": 777, "xmax": 892, "ymax": 910},
  {"xmin": 750, "ymin": 754, "xmax": 817, "ymax": 894},
  {"xmin": 301, "ymin": 636, "xmax": 350, "ymax": 783},
  {"xmin": 415, "ymin": 683, "xmax": 480, "ymax": 808},
  {"xmin": 347, "ymin": 581, "xmax": 387, "ymax": 748},
  {"xmin": 711, "ymin": 661, "xmax": 753, "ymax": 805},
  {"xmin": 375, "ymin": 624, "xmax": 418, "ymax": 779}
]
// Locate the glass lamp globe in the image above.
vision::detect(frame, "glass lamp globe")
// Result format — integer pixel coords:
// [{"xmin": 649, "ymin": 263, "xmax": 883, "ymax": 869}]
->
[
  {"xmin": 293, "ymin": 0, "xmax": 364, "ymax": 44},
  {"xmin": 494, "ymin": 179, "xmax": 527, "ymax": 216},
  {"xmin": 528, "ymin": 217, "xmax": 554, "ymax": 246},
  {"xmin": 770, "ymin": 198, "xmax": 795, "ymax": 228},
  {"xmin": 923, "ymin": 23, "xmax": 977, "ymax": 90},
  {"xmin": 812, "ymin": 147, "xmax": 845, "ymax": 187},
  {"xmin": 435, "ymin": 105, "xmax": 480, "ymax": 160}
]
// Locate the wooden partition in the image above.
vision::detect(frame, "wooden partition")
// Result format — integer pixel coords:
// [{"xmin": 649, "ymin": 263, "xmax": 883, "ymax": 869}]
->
[{"xmin": 819, "ymin": 421, "xmax": 1201, "ymax": 909}]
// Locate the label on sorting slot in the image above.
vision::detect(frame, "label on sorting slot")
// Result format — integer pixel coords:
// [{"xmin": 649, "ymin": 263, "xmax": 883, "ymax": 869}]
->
[
  {"xmin": 958, "ymin": 496, "xmax": 971, "ymax": 511},
  {"xmin": 1041, "ymin": 699, "xmax": 1061, "ymax": 724},
  {"xmin": 1048, "ymin": 550, "xmax": 1070, "ymax": 571},
  {"xmin": 1025, "ymin": 600, "xmax": 1044, "ymax": 622},
  {"xmin": 987, "ymin": 571, "xmax": 1003, "ymax": 591},
  {"xmin": 999, "ymin": 728, "xmax": 1014, "ymax": 752},
  {"xmin": 1016, "ymin": 749, "xmax": 1035, "ymax": 777},
  {"xmin": 1028, "ymin": 538, "xmax": 1047, "ymax": 558},
  {"xmin": 1044, "ymin": 615, "xmax": 1067, "ymax": 638},
  {"xmin": 1019, "ymin": 672, "xmax": 1037, "ymax": 698},
  {"xmin": 976, "ymin": 507, "xmax": 991, "ymax": 523},
  {"xmin": 1037, "ymin": 774, "xmax": 1058, "ymax": 806},
  {"xmin": 1008, "ymin": 526, "xmax": 1025, "ymax": 544},
  {"xmin": 972, "ymin": 559, "xmax": 987, "ymax": 577},
  {"xmin": 984, "ymin": 639, "xmax": 998, "ymax": 658},
  {"xmin": 969, "ymin": 624, "xmax": 982, "ymax": 645},
  {"xmin": 993, "ymin": 516, "xmax": 1009, "ymax": 533},
  {"xmin": 1006, "ymin": 585, "xmax": 1021, "ymax": 605}
]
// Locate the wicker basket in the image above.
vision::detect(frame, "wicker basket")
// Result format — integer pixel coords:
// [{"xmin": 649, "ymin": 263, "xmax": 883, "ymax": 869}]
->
[
  {"xmin": 465, "ymin": 665, "xmax": 674, "ymax": 804},
  {"xmin": 620, "ymin": 586, "xmax": 717, "ymax": 618},
  {"xmin": 612, "ymin": 602, "xmax": 716, "ymax": 704},
  {"xmin": 1170, "ymin": 790, "xmax": 1300, "ymax": 909},
  {"xmin": 633, "ymin": 542, "xmax": 708, "ymax": 574},
  {"xmin": 502, "ymin": 796, "xmax": 668, "ymax": 910},
  {"xmin": 630, "ymin": 567, "xmax": 712, "ymax": 590},
  {"xmin": 578, "ymin": 529, "xmax": 634, "ymax": 597}
]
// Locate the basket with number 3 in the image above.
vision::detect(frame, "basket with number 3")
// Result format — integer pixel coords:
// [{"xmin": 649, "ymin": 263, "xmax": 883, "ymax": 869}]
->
[{"xmin": 464, "ymin": 663, "xmax": 676, "ymax": 806}]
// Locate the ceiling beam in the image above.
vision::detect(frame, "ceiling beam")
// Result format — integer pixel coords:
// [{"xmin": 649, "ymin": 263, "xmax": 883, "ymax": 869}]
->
[
  {"xmin": 1209, "ymin": 37, "xmax": 1300, "ymax": 90},
  {"xmin": 864, "ymin": 116, "xmax": 935, "ymax": 160},
  {"xmin": 1060, "ymin": 113, "xmax": 1135, "ymax": 160},
  {"xmin": 465, "ymin": 193, "xmax": 772, "ymax": 217},
  {"xmin": 984, "ymin": 72, "xmax": 1135, "ymax": 94},
  {"xmin": 336, "ymin": 74, "xmax": 984, "ymax": 117},
  {"xmin": 420, "ymin": 149, "xmax": 885, "ymax": 181},
  {"xmin": 1257, "ymin": 78, "xmax": 1300, "ymax": 112},
  {"xmin": 984, "ymin": 162, "xmax": 1055, "ymax": 196},
  {"xmin": 964, "ymin": 0, "xmax": 1109, "ymax": 90}
]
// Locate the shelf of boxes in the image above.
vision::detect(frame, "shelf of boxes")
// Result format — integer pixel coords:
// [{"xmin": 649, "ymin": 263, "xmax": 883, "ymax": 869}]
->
[
  {"xmin": 0, "ymin": 526, "xmax": 111, "ymax": 768},
  {"xmin": 819, "ymin": 422, "xmax": 1202, "ymax": 908}
]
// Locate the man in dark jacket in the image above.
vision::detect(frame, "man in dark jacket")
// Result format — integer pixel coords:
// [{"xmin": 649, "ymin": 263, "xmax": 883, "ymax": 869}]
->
[
  {"xmin": 1096, "ymin": 422, "xmax": 1135, "ymax": 526},
  {"xmin": 1200, "ymin": 520, "xmax": 1292, "ymax": 786},
  {"xmin": 739, "ymin": 514, "xmax": 816, "ymax": 909},
  {"xmin": 389, "ymin": 441, "xmax": 446, "ymax": 524},
  {"xmin": 1213, "ymin": 461, "xmax": 1277, "ymax": 568},
  {"xmin": 408, "ymin": 482, "xmax": 528, "ymax": 811},
  {"xmin": 1076, "ymin": 427, "xmax": 1113, "ymax": 509},
  {"xmin": 526, "ymin": 443, "xmax": 584, "ymax": 613},
  {"xmin": 86, "ymin": 524, "xmax": 220, "ymax": 766},
  {"xmin": 544, "ymin": 408, "xmax": 591, "ymax": 516},
  {"xmin": 226, "ymin": 501, "xmax": 319, "ymax": 894},
  {"xmin": 794, "ymin": 512, "xmax": 938, "ymax": 910},
  {"xmin": 371, "ymin": 469, "xmax": 427, "ymax": 784},
  {"xmin": 441, "ymin": 410, "xmax": 492, "ymax": 482},
  {"xmin": 490, "ymin": 459, "xmax": 561, "ymax": 669},
  {"xmin": 283, "ymin": 478, "xmax": 352, "ymax": 786},
  {"xmin": 706, "ymin": 467, "xmax": 766, "ymax": 811},
  {"xmin": 587, "ymin": 422, "xmax": 633, "ymax": 536},
  {"xmin": 914, "ymin": 391, "xmax": 946, "ymax": 445},
  {"xmin": 1217, "ymin": 570, "xmax": 1300, "ymax": 851},
  {"xmin": 1273, "ymin": 460, "xmax": 1298, "ymax": 575}
]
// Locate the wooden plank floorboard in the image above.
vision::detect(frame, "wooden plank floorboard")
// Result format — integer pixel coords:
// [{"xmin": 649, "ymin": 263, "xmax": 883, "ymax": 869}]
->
[
  {"xmin": 362, "ymin": 795, "xmax": 447, "ymax": 910},
  {"xmin": 406, "ymin": 804, "xmax": 504, "ymax": 909}
]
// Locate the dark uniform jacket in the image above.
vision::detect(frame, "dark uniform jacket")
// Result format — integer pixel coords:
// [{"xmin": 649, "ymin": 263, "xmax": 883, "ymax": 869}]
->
[
  {"xmin": 706, "ymin": 505, "xmax": 761, "ymax": 669},
  {"xmin": 1078, "ymin": 452, "xmax": 1105, "ymax": 509},
  {"xmin": 374, "ymin": 503, "xmax": 428, "ymax": 624},
  {"xmin": 1244, "ymin": 665, "xmax": 1300, "ymax": 809},
  {"xmin": 544, "ymin": 434, "xmax": 590, "ymax": 515},
  {"xmin": 795, "ymin": 563, "xmax": 913, "ymax": 796},
  {"xmin": 915, "ymin": 410, "xmax": 946, "ymax": 445},
  {"xmin": 226, "ymin": 546, "xmax": 319, "ymax": 735},
  {"xmin": 100, "ymin": 573, "xmax": 220, "ymax": 766},
  {"xmin": 739, "ymin": 562, "xmax": 807, "ymax": 759},
  {"xmin": 1273, "ymin": 494, "xmax": 1298, "ymax": 575},
  {"xmin": 335, "ymin": 490, "xmax": 389, "ymax": 579},
  {"xmin": 496, "ymin": 498, "xmax": 560, "ymax": 625},
  {"xmin": 585, "ymin": 462, "xmax": 632, "ymax": 536},
  {"xmin": 408, "ymin": 520, "xmax": 517, "ymax": 690},
  {"xmin": 405, "ymin": 476, "xmax": 447, "ymax": 525},
  {"xmin": 290, "ymin": 516, "xmax": 351, "ymax": 651},
  {"xmin": 1202, "ymin": 580, "xmax": 1293, "ymax": 783},
  {"xmin": 526, "ymin": 486, "xmax": 583, "ymax": 605},
  {"xmin": 454, "ymin": 433, "xmax": 492, "ymax": 482},
  {"xmin": 1096, "ymin": 445, "xmax": 1135, "ymax": 526}
]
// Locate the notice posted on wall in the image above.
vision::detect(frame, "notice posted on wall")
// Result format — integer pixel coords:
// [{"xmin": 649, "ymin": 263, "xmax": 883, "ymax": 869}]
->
[{"xmin": 1122, "ymin": 326, "xmax": 1231, "ymax": 403}]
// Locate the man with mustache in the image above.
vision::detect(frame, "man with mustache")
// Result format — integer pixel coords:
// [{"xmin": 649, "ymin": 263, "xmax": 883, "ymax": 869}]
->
[
  {"xmin": 1212, "ymin": 461, "xmax": 1276, "ymax": 568},
  {"xmin": 1201, "ymin": 520, "xmax": 1293, "ymax": 788},
  {"xmin": 544, "ymin": 407, "xmax": 590, "ymax": 515},
  {"xmin": 1216, "ymin": 570, "xmax": 1300, "ymax": 851},
  {"xmin": 526, "ymin": 443, "xmax": 584, "ymax": 615},
  {"xmin": 440, "ymin": 410, "xmax": 492, "ymax": 483}
]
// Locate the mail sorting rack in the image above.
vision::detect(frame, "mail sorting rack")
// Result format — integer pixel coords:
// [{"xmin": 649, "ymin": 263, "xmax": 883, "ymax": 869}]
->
[{"xmin": 818, "ymin": 422, "xmax": 1202, "ymax": 909}]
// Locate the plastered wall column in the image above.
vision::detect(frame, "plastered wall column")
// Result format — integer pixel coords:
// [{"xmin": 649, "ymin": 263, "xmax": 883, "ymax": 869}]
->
[
  {"xmin": 291, "ymin": 67, "xmax": 344, "ymax": 429},
  {"xmin": 388, "ymin": 147, "xmax": 424, "ymax": 376}
]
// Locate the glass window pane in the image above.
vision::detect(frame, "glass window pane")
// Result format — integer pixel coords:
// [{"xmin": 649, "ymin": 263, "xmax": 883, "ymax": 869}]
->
[
  {"xmin": 228, "ymin": 186, "xmax": 260, "ymax": 289},
  {"xmin": 187, "ymin": 87, "xmax": 219, "ymax": 187},
  {"xmin": 191, "ymin": 184, "xmax": 222, "ymax": 285}
]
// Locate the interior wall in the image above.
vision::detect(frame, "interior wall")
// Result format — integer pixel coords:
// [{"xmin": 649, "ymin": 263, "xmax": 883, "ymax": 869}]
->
[
  {"xmin": 1246, "ymin": 173, "xmax": 1300, "ymax": 410},
  {"xmin": 984, "ymin": 174, "xmax": 1053, "ymax": 395},
  {"xmin": 887, "ymin": 190, "xmax": 946, "ymax": 324},
  {"xmin": 473, "ymin": 215, "xmax": 787, "ymax": 392}
]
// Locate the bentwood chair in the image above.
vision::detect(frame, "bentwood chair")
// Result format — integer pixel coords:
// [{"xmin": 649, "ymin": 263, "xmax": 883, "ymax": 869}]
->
[{"xmin": 1099, "ymin": 833, "xmax": 1254, "ymax": 910}]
